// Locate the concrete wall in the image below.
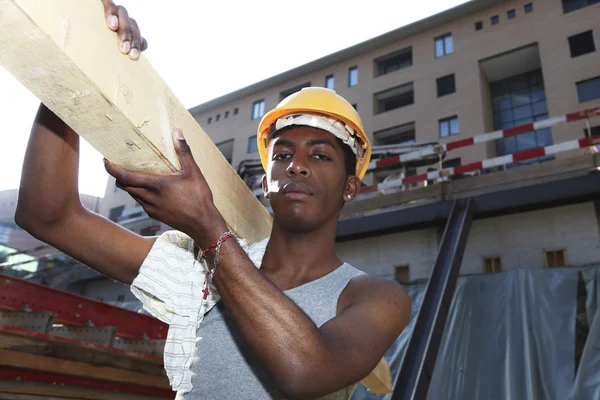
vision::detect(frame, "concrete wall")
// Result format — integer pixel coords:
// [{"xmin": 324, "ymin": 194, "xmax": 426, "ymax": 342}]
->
[{"xmin": 336, "ymin": 201, "xmax": 600, "ymax": 281}]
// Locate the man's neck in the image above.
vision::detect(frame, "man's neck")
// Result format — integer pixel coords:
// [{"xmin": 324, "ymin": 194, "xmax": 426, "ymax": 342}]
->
[{"xmin": 261, "ymin": 220, "xmax": 342, "ymax": 291}]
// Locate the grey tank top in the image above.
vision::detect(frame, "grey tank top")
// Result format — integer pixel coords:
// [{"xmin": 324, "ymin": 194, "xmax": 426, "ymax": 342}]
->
[{"xmin": 180, "ymin": 263, "xmax": 365, "ymax": 400}]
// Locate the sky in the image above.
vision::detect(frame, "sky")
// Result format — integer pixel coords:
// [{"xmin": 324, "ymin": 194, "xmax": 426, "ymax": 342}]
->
[{"xmin": 0, "ymin": 0, "xmax": 469, "ymax": 198}]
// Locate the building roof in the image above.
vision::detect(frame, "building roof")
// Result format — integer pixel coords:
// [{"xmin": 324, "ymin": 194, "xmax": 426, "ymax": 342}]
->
[{"xmin": 188, "ymin": 0, "xmax": 505, "ymax": 115}]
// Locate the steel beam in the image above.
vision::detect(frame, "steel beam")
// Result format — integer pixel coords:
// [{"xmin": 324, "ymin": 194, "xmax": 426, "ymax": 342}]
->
[
  {"xmin": 391, "ymin": 198, "xmax": 474, "ymax": 400},
  {"xmin": 0, "ymin": 275, "xmax": 167, "ymax": 339}
]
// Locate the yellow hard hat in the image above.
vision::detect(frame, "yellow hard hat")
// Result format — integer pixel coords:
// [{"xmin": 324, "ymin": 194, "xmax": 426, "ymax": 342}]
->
[{"xmin": 257, "ymin": 87, "xmax": 371, "ymax": 179}]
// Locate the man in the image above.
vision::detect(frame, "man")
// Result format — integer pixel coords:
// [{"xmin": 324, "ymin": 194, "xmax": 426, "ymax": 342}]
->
[{"xmin": 15, "ymin": 1, "xmax": 411, "ymax": 399}]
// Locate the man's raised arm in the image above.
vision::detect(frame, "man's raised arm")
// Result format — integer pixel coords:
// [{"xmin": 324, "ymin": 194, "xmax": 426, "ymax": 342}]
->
[
  {"xmin": 15, "ymin": 3, "xmax": 154, "ymax": 284},
  {"xmin": 15, "ymin": 104, "xmax": 155, "ymax": 284}
]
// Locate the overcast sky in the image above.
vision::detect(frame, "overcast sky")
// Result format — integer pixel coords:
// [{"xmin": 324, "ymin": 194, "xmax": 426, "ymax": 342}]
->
[{"xmin": 0, "ymin": 0, "xmax": 468, "ymax": 197}]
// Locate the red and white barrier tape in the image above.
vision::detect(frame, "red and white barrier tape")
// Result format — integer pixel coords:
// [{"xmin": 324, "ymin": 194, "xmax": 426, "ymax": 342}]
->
[
  {"xmin": 360, "ymin": 135, "xmax": 599, "ymax": 193},
  {"xmin": 367, "ymin": 107, "xmax": 600, "ymax": 171}
]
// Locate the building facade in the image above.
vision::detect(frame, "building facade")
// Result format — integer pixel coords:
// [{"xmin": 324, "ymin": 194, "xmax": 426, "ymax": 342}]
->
[{"xmin": 189, "ymin": 0, "xmax": 600, "ymax": 182}]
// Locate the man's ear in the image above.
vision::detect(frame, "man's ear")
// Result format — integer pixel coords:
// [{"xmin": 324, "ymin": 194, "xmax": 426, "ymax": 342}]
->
[
  {"xmin": 262, "ymin": 175, "xmax": 269, "ymax": 199},
  {"xmin": 342, "ymin": 175, "xmax": 361, "ymax": 203}
]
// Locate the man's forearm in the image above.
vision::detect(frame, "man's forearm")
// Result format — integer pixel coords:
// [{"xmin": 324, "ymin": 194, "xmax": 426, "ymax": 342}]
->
[{"xmin": 191, "ymin": 223, "xmax": 327, "ymax": 396}]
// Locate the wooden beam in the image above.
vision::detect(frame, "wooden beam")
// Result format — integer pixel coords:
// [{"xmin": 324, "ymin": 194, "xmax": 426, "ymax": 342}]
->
[
  {"xmin": 0, "ymin": 382, "xmax": 168, "ymax": 400},
  {"xmin": 0, "ymin": 0, "xmax": 271, "ymax": 244},
  {"xmin": 0, "ymin": 326, "xmax": 165, "ymax": 376},
  {"xmin": 0, "ymin": 0, "xmax": 390, "ymax": 392},
  {"xmin": 0, "ymin": 349, "xmax": 170, "ymax": 389}
]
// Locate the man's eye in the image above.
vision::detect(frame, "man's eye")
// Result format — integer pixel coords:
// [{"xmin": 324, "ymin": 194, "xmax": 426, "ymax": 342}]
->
[
  {"xmin": 312, "ymin": 154, "xmax": 330, "ymax": 161},
  {"xmin": 273, "ymin": 153, "xmax": 291, "ymax": 161}
]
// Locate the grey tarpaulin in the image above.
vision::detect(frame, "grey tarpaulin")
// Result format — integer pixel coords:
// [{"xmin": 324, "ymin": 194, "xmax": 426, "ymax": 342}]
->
[
  {"xmin": 569, "ymin": 265, "xmax": 600, "ymax": 400},
  {"xmin": 426, "ymin": 269, "xmax": 578, "ymax": 400},
  {"xmin": 352, "ymin": 268, "xmax": 585, "ymax": 400}
]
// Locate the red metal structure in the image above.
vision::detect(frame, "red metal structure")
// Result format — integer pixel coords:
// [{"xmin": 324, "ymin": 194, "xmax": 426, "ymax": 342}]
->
[{"xmin": 0, "ymin": 273, "xmax": 173, "ymax": 399}]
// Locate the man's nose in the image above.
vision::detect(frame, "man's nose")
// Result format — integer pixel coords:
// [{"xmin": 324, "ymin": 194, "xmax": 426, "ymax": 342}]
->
[{"xmin": 286, "ymin": 158, "xmax": 311, "ymax": 178}]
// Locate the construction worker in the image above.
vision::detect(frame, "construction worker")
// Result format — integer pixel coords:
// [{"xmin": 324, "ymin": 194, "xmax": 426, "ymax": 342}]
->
[{"xmin": 15, "ymin": 1, "xmax": 411, "ymax": 398}]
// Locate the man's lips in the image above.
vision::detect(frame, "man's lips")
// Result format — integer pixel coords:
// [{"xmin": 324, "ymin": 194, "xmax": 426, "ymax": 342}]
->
[{"xmin": 282, "ymin": 182, "xmax": 313, "ymax": 197}]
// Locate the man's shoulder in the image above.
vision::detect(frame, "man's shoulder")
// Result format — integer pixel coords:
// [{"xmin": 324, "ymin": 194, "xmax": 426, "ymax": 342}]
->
[{"xmin": 341, "ymin": 270, "xmax": 410, "ymax": 313}]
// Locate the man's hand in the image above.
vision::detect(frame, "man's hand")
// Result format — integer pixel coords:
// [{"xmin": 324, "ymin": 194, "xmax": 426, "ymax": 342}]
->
[
  {"xmin": 101, "ymin": 0, "xmax": 148, "ymax": 60},
  {"xmin": 104, "ymin": 129, "xmax": 228, "ymax": 244}
]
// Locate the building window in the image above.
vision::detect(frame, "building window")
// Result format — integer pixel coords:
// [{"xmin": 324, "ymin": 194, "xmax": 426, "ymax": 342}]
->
[
  {"xmin": 375, "ymin": 47, "xmax": 412, "ymax": 77},
  {"xmin": 442, "ymin": 157, "xmax": 461, "ymax": 169},
  {"xmin": 373, "ymin": 122, "xmax": 416, "ymax": 146},
  {"xmin": 569, "ymin": 31, "xmax": 596, "ymax": 58},
  {"xmin": 207, "ymin": 117, "xmax": 212, "ymax": 125},
  {"xmin": 252, "ymin": 100, "xmax": 265, "ymax": 120},
  {"xmin": 546, "ymin": 250, "xmax": 567, "ymax": 268},
  {"xmin": 491, "ymin": 15, "xmax": 499, "ymax": 25},
  {"xmin": 562, "ymin": 0, "xmax": 599, "ymax": 13},
  {"xmin": 216, "ymin": 114, "xmax": 221, "ymax": 122},
  {"xmin": 484, "ymin": 257, "xmax": 502, "ymax": 273},
  {"xmin": 225, "ymin": 111, "xmax": 230, "ymax": 119},
  {"xmin": 348, "ymin": 66, "xmax": 358, "ymax": 87},
  {"xmin": 248, "ymin": 135, "xmax": 258, "ymax": 153},
  {"xmin": 577, "ymin": 76, "xmax": 600, "ymax": 103},
  {"xmin": 439, "ymin": 116, "xmax": 459, "ymax": 138},
  {"xmin": 325, "ymin": 75, "xmax": 334, "ymax": 89},
  {"xmin": 280, "ymin": 82, "xmax": 311, "ymax": 101},
  {"xmin": 434, "ymin": 33, "xmax": 453, "ymax": 58},
  {"xmin": 234, "ymin": 108, "xmax": 239, "ymax": 115},
  {"xmin": 216, "ymin": 139, "xmax": 234, "ymax": 164},
  {"xmin": 394, "ymin": 265, "xmax": 409, "ymax": 283},
  {"xmin": 524, "ymin": 2, "xmax": 533, "ymax": 13},
  {"xmin": 491, "ymin": 69, "xmax": 553, "ymax": 167},
  {"xmin": 374, "ymin": 83, "xmax": 414, "ymax": 114},
  {"xmin": 507, "ymin": 9, "xmax": 516, "ymax": 19},
  {"xmin": 436, "ymin": 74, "xmax": 456, "ymax": 97},
  {"xmin": 475, "ymin": 21, "xmax": 483, "ymax": 31},
  {"xmin": 108, "ymin": 205, "xmax": 124, "ymax": 222},
  {"xmin": 584, "ymin": 125, "xmax": 600, "ymax": 151},
  {"xmin": 584, "ymin": 125, "xmax": 600, "ymax": 137}
]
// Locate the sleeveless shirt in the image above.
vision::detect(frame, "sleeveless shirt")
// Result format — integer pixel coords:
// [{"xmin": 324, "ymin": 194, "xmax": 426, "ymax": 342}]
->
[{"xmin": 180, "ymin": 263, "xmax": 366, "ymax": 400}]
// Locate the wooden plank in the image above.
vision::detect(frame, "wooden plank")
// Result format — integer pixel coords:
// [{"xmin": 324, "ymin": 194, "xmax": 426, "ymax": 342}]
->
[
  {"xmin": 0, "ymin": 382, "xmax": 168, "ymax": 400},
  {"xmin": 0, "ymin": 327, "xmax": 164, "ymax": 375},
  {"xmin": 0, "ymin": 349, "xmax": 170, "ymax": 389},
  {"xmin": 0, "ymin": 0, "xmax": 272, "ymax": 244},
  {"xmin": 360, "ymin": 355, "xmax": 393, "ymax": 395},
  {"xmin": 0, "ymin": 0, "xmax": 390, "ymax": 391}
]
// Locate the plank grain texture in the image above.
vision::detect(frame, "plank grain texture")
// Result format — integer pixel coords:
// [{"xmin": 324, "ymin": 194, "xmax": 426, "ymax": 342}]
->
[
  {"xmin": 0, "ymin": 348, "xmax": 170, "ymax": 389},
  {"xmin": 0, "ymin": 0, "xmax": 272, "ymax": 244}
]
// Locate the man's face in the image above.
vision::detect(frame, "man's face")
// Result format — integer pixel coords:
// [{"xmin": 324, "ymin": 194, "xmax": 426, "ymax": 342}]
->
[{"xmin": 263, "ymin": 126, "xmax": 356, "ymax": 233}]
